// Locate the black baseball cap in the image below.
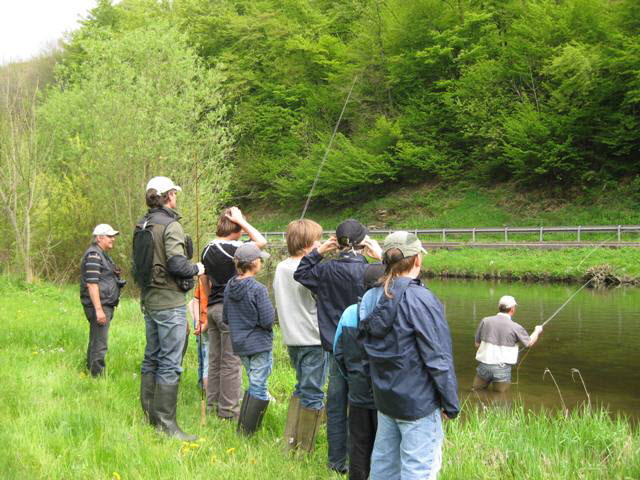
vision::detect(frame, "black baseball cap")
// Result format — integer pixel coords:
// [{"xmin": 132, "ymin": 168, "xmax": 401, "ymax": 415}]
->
[{"xmin": 336, "ymin": 219, "xmax": 368, "ymax": 247}]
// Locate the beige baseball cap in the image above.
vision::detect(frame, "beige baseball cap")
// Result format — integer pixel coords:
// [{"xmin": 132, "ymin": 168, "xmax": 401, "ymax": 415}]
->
[{"xmin": 383, "ymin": 231, "xmax": 427, "ymax": 257}]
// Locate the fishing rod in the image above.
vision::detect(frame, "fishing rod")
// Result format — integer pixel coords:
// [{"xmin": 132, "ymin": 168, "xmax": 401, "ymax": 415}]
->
[
  {"xmin": 194, "ymin": 161, "xmax": 207, "ymax": 426},
  {"xmin": 300, "ymin": 75, "xmax": 359, "ymax": 220}
]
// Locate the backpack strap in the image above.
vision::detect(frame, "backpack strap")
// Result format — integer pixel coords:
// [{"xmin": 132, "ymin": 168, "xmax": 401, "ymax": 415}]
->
[{"xmin": 203, "ymin": 240, "xmax": 235, "ymax": 260}]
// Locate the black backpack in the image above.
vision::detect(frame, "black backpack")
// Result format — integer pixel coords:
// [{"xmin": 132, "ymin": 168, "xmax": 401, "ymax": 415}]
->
[
  {"xmin": 132, "ymin": 218, "xmax": 155, "ymax": 290},
  {"xmin": 132, "ymin": 213, "xmax": 195, "ymax": 291}
]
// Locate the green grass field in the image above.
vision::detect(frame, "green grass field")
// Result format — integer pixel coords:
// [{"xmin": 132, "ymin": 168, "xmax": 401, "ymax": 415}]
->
[
  {"xmin": 247, "ymin": 182, "xmax": 640, "ymax": 233},
  {"xmin": 1, "ymin": 278, "xmax": 638, "ymax": 479}
]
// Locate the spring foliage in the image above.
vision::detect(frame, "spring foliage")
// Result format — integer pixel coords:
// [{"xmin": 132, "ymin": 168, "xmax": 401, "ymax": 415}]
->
[{"xmin": 2, "ymin": 0, "xmax": 640, "ymax": 280}]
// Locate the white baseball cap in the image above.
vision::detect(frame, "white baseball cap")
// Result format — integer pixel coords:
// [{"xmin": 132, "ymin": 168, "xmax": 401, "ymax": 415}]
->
[
  {"xmin": 146, "ymin": 176, "xmax": 182, "ymax": 195},
  {"xmin": 498, "ymin": 295, "xmax": 517, "ymax": 309},
  {"xmin": 93, "ymin": 224, "xmax": 119, "ymax": 236}
]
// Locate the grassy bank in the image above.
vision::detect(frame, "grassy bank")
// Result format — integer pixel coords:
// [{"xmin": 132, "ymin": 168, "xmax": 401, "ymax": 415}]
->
[
  {"xmin": 248, "ymin": 182, "xmax": 640, "ymax": 232},
  {"xmin": 422, "ymin": 247, "xmax": 640, "ymax": 285},
  {"xmin": 1, "ymin": 278, "xmax": 638, "ymax": 479},
  {"xmin": 244, "ymin": 182, "xmax": 640, "ymax": 285},
  {"xmin": 261, "ymin": 245, "xmax": 640, "ymax": 285}
]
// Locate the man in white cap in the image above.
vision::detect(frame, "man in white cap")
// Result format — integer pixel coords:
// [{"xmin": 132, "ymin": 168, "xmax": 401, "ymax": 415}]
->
[
  {"xmin": 134, "ymin": 176, "xmax": 205, "ymax": 441},
  {"xmin": 80, "ymin": 224, "xmax": 124, "ymax": 377},
  {"xmin": 473, "ymin": 295, "xmax": 543, "ymax": 392}
]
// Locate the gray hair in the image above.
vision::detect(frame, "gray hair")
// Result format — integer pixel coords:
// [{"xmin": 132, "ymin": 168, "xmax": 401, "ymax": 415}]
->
[{"xmin": 91, "ymin": 235, "xmax": 99, "ymax": 245}]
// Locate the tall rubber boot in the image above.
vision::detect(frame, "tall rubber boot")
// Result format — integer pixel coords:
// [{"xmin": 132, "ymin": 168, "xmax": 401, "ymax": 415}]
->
[
  {"xmin": 140, "ymin": 373, "xmax": 157, "ymax": 426},
  {"xmin": 237, "ymin": 391, "xmax": 270, "ymax": 436},
  {"xmin": 153, "ymin": 382, "xmax": 197, "ymax": 441},
  {"xmin": 283, "ymin": 395, "xmax": 301, "ymax": 452},
  {"xmin": 297, "ymin": 406, "xmax": 323, "ymax": 453}
]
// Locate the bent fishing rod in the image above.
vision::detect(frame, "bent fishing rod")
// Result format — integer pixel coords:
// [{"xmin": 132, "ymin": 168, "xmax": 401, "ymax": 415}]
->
[{"xmin": 300, "ymin": 74, "xmax": 359, "ymax": 220}]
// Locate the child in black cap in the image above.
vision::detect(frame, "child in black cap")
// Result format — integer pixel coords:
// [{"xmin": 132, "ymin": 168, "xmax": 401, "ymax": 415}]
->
[{"xmin": 294, "ymin": 219, "xmax": 382, "ymax": 474}]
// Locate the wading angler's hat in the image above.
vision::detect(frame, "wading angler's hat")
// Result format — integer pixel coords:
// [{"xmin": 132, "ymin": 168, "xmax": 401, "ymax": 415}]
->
[
  {"xmin": 383, "ymin": 231, "xmax": 427, "ymax": 257},
  {"xmin": 146, "ymin": 176, "xmax": 182, "ymax": 195},
  {"xmin": 93, "ymin": 224, "xmax": 119, "ymax": 236},
  {"xmin": 336, "ymin": 219, "xmax": 368, "ymax": 247},
  {"xmin": 234, "ymin": 243, "xmax": 270, "ymax": 263},
  {"xmin": 498, "ymin": 295, "xmax": 517, "ymax": 309}
]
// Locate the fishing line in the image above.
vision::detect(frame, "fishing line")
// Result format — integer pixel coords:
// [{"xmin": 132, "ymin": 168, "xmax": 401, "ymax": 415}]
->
[{"xmin": 300, "ymin": 75, "xmax": 359, "ymax": 220}]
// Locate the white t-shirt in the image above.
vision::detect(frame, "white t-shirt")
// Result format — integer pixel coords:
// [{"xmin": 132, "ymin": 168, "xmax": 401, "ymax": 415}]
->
[{"xmin": 273, "ymin": 257, "xmax": 321, "ymax": 346}]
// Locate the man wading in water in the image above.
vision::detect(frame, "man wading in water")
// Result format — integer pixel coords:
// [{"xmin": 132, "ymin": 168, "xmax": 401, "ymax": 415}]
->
[{"xmin": 473, "ymin": 295, "xmax": 543, "ymax": 392}]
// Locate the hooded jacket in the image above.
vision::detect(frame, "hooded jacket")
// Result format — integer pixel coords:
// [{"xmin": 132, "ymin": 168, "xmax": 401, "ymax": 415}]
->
[
  {"xmin": 359, "ymin": 277, "xmax": 460, "ymax": 420},
  {"xmin": 294, "ymin": 249, "xmax": 370, "ymax": 351},
  {"xmin": 223, "ymin": 275, "xmax": 274, "ymax": 356}
]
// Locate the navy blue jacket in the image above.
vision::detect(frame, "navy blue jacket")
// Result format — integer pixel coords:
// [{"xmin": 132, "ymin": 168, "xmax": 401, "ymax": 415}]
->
[
  {"xmin": 294, "ymin": 249, "xmax": 370, "ymax": 351},
  {"xmin": 223, "ymin": 276, "xmax": 274, "ymax": 356},
  {"xmin": 359, "ymin": 277, "xmax": 460, "ymax": 420},
  {"xmin": 333, "ymin": 296, "xmax": 380, "ymax": 409}
]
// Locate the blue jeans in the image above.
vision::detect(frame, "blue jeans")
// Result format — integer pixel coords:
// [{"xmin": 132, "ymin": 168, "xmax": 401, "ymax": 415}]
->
[
  {"xmin": 141, "ymin": 306, "xmax": 187, "ymax": 384},
  {"xmin": 198, "ymin": 332, "xmax": 209, "ymax": 387},
  {"xmin": 327, "ymin": 353, "xmax": 349, "ymax": 470},
  {"xmin": 477, "ymin": 362, "xmax": 512, "ymax": 383},
  {"xmin": 240, "ymin": 351, "xmax": 273, "ymax": 401},
  {"xmin": 370, "ymin": 409, "xmax": 444, "ymax": 480},
  {"xmin": 288, "ymin": 346, "xmax": 328, "ymax": 410}
]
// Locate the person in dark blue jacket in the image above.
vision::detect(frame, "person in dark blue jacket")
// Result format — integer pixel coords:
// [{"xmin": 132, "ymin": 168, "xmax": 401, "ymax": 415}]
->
[
  {"xmin": 223, "ymin": 243, "xmax": 274, "ymax": 436},
  {"xmin": 294, "ymin": 219, "xmax": 382, "ymax": 474},
  {"xmin": 359, "ymin": 231, "xmax": 460, "ymax": 480},
  {"xmin": 333, "ymin": 264, "xmax": 385, "ymax": 480}
]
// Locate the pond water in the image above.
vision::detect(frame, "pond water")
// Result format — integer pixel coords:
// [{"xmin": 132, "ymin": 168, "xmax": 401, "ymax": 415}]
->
[{"xmin": 260, "ymin": 273, "xmax": 640, "ymax": 420}]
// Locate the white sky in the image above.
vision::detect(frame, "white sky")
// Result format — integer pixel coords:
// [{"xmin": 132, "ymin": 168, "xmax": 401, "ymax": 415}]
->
[{"xmin": 0, "ymin": 0, "xmax": 102, "ymax": 65}]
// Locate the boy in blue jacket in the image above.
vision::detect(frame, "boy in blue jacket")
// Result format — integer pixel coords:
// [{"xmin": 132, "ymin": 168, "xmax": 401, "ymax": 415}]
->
[
  {"xmin": 333, "ymin": 264, "xmax": 385, "ymax": 480},
  {"xmin": 224, "ymin": 243, "xmax": 274, "ymax": 436},
  {"xmin": 359, "ymin": 231, "xmax": 459, "ymax": 480}
]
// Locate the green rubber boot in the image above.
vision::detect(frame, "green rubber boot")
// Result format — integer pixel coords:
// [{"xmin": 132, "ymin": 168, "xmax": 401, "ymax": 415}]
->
[
  {"xmin": 283, "ymin": 395, "xmax": 301, "ymax": 452},
  {"xmin": 153, "ymin": 382, "xmax": 197, "ymax": 442}
]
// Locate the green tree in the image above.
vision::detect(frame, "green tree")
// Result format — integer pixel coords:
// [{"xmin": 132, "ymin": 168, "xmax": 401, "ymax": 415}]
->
[{"xmin": 39, "ymin": 23, "xmax": 233, "ymax": 274}]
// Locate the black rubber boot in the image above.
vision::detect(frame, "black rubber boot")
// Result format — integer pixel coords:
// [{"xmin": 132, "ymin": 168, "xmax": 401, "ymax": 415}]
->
[
  {"xmin": 237, "ymin": 391, "xmax": 270, "ymax": 436},
  {"xmin": 140, "ymin": 373, "xmax": 157, "ymax": 426},
  {"xmin": 153, "ymin": 382, "xmax": 197, "ymax": 441}
]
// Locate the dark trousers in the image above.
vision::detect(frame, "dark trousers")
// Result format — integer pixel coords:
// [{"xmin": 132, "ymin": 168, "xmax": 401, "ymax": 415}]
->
[
  {"xmin": 348, "ymin": 405, "xmax": 378, "ymax": 480},
  {"xmin": 327, "ymin": 354, "xmax": 349, "ymax": 470},
  {"xmin": 83, "ymin": 305, "xmax": 114, "ymax": 377}
]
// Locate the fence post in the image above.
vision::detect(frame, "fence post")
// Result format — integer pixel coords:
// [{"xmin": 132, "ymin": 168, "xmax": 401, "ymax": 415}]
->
[
  {"xmin": 618, "ymin": 225, "xmax": 621, "ymax": 242},
  {"xmin": 577, "ymin": 226, "xmax": 581, "ymax": 242},
  {"xmin": 505, "ymin": 227, "xmax": 508, "ymax": 242},
  {"xmin": 539, "ymin": 227, "xmax": 543, "ymax": 242},
  {"xmin": 472, "ymin": 228, "xmax": 476, "ymax": 243},
  {"xmin": 442, "ymin": 229, "xmax": 446, "ymax": 242}
]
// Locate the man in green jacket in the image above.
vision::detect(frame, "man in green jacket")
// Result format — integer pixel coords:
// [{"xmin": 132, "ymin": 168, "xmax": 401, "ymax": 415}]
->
[{"xmin": 137, "ymin": 176, "xmax": 204, "ymax": 441}]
